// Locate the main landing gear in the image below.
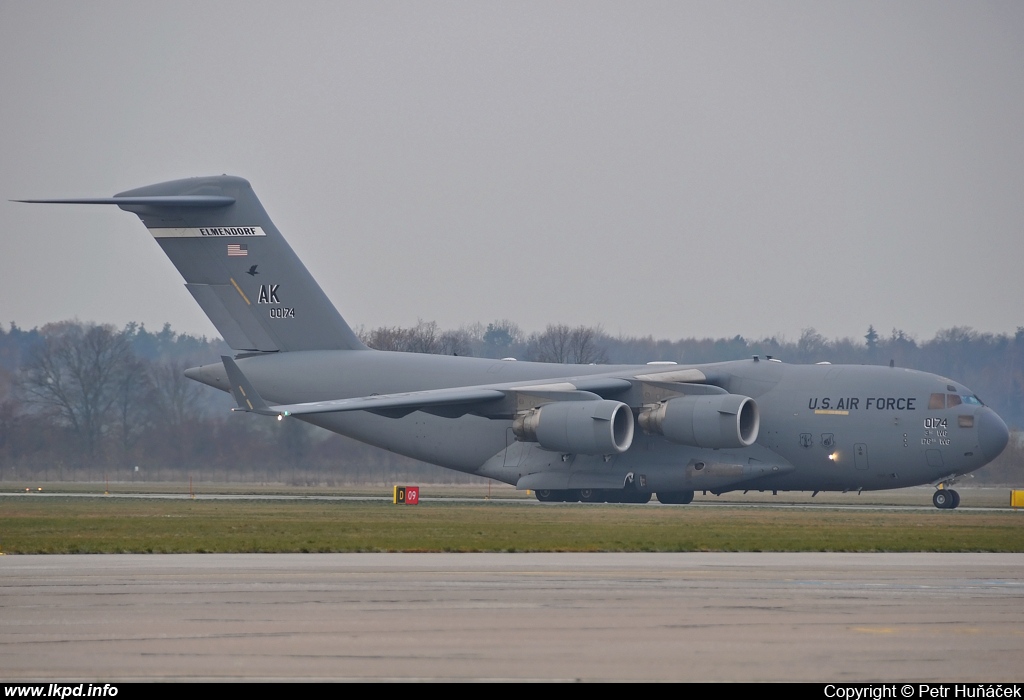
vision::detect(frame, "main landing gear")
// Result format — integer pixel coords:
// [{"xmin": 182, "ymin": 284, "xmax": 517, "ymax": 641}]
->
[
  {"xmin": 534, "ymin": 487, "xmax": 700, "ymax": 505},
  {"xmin": 534, "ymin": 488, "xmax": 653, "ymax": 504},
  {"xmin": 655, "ymin": 490, "xmax": 695, "ymax": 505},
  {"xmin": 932, "ymin": 488, "xmax": 960, "ymax": 510}
]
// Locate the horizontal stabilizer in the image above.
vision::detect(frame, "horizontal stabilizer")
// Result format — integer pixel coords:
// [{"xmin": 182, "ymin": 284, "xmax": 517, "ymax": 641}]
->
[{"xmin": 14, "ymin": 196, "xmax": 235, "ymax": 208}]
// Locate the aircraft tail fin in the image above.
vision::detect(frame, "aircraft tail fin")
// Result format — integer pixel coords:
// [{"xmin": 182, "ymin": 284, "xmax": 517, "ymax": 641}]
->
[{"xmin": 22, "ymin": 176, "xmax": 366, "ymax": 353}]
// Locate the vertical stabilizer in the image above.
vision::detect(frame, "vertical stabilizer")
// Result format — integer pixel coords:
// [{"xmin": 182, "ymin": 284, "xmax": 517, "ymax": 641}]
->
[{"xmin": 107, "ymin": 176, "xmax": 365, "ymax": 352}]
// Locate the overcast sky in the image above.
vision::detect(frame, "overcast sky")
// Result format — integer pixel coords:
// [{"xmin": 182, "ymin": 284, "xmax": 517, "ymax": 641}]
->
[{"xmin": 2, "ymin": 1, "xmax": 1023, "ymax": 345}]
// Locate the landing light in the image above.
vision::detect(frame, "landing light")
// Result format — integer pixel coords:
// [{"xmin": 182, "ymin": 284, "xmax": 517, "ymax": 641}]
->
[{"xmin": 828, "ymin": 452, "xmax": 838, "ymax": 461}]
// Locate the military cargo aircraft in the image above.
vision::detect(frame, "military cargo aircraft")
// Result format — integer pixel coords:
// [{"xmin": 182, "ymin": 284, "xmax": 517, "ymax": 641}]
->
[{"xmin": 22, "ymin": 176, "xmax": 1010, "ymax": 508}]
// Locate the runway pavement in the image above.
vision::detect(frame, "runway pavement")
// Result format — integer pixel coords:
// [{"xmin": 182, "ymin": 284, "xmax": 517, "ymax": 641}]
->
[
  {"xmin": 5, "ymin": 489, "xmax": 1014, "ymax": 512},
  {"xmin": 2, "ymin": 553, "xmax": 1023, "ymax": 681}
]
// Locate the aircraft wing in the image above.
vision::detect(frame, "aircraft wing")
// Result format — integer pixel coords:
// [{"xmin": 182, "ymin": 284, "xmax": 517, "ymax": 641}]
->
[
  {"xmin": 222, "ymin": 356, "xmax": 722, "ymax": 420},
  {"xmin": 222, "ymin": 356, "xmax": 506, "ymax": 417}
]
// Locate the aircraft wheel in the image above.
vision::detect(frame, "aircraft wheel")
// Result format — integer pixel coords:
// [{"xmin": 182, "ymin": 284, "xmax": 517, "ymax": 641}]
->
[
  {"xmin": 656, "ymin": 490, "xmax": 694, "ymax": 505},
  {"xmin": 933, "ymin": 490, "xmax": 952, "ymax": 509},
  {"xmin": 625, "ymin": 491, "xmax": 652, "ymax": 504},
  {"xmin": 578, "ymin": 488, "xmax": 601, "ymax": 503},
  {"xmin": 950, "ymin": 490, "xmax": 961, "ymax": 509},
  {"xmin": 535, "ymin": 489, "xmax": 556, "ymax": 503}
]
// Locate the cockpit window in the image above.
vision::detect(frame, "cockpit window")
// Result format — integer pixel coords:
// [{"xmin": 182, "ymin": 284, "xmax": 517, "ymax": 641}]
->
[{"xmin": 928, "ymin": 393, "xmax": 985, "ymax": 409}]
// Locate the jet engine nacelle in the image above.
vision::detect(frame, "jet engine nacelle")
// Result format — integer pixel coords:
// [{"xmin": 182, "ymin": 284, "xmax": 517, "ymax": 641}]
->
[
  {"xmin": 638, "ymin": 394, "xmax": 759, "ymax": 449},
  {"xmin": 513, "ymin": 400, "xmax": 634, "ymax": 455}
]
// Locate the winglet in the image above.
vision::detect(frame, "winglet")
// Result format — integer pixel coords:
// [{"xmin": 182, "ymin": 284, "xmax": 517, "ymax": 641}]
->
[{"xmin": 221, "ymin": 356, "xmax": 282, "ymax": 417}]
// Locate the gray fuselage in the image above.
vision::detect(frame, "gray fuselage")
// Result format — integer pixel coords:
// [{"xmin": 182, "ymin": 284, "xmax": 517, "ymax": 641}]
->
[{"xmin": 187, "ymin": 351, "xmax": 1007, "ymax": 494}]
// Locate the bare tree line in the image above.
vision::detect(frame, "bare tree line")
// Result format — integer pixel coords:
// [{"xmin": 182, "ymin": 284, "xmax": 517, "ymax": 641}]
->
[
  {"xmin": 360, "ymin": 319, "xmax": 607, "ymax": 364},
  {"xmin": 0, "ymin": 319, "xmax": 1021, "ymax": 484}
]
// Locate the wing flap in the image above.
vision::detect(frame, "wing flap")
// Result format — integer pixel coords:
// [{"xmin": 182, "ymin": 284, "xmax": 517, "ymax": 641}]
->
[{"xmin": 274, "ymin": 386, "xmax": 507, "ymax": 416}]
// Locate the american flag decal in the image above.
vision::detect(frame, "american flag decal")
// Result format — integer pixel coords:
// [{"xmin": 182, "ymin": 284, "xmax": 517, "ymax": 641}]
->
[{"xmin": 227, "ymin": 244, "xmax": 248, "ymax": 257}]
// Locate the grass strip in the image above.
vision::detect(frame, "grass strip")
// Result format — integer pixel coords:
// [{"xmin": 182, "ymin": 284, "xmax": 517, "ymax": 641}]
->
[{"xmin": 2, "ymin": 497, "xmax": 1022, "ymax": 553}]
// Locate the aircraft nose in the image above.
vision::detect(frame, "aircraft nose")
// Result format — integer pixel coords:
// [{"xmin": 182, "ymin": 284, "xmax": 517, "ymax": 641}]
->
[{"xmin": 977, "ymin": 407, "xmax": 1009, "ymax": 462}]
